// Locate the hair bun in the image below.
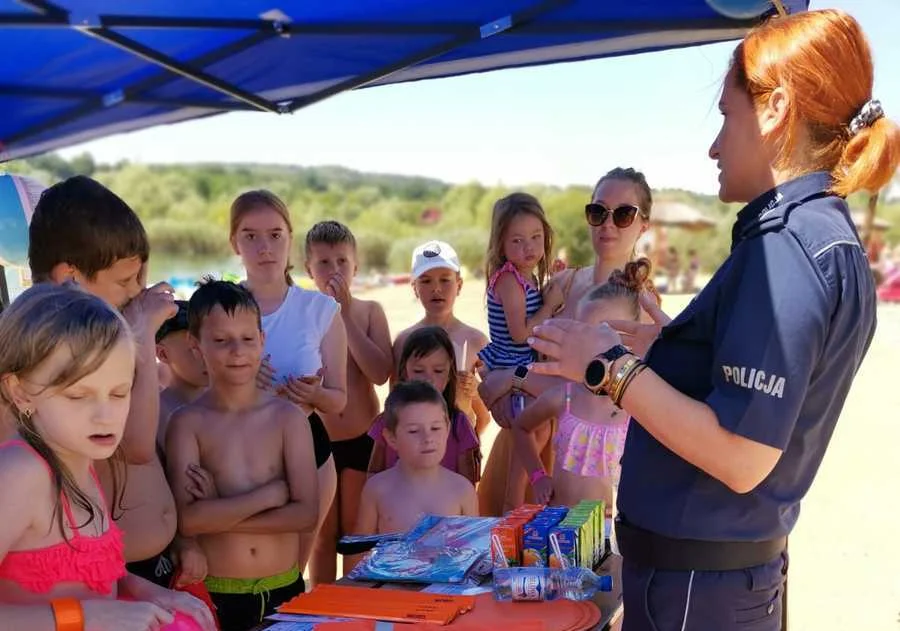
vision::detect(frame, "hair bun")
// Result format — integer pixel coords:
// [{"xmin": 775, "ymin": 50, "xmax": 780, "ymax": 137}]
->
[{"xmin": 608, "ymin": 258, "xmax": 650, "ymax": 291}]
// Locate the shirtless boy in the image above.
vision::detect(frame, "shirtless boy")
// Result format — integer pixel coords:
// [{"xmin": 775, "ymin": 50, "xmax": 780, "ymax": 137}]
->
[
  {"xmin": 393, "ymin": 241, "xmax": 491, "ymax": 434},
  {"xmin": 304, "ymin": 221, "xmax": 393, "ymax": 580},
  {"xmin": 167, "ymin": 280, "xmax": 318, "ymax": 631},
  {"xmin": 354, "ymin": 381, "xmax": 478, "ymax": 538},
  {"xmin": 28, "ymin": 175, "xmax": 179, "ymax": 585},
  {"xmin": 156, "ymin": 301, "xmax": 210, "ymax": 587},
  {"xmin": 157, "ymin": 300, "xmax": 208, "ymax": 445}
]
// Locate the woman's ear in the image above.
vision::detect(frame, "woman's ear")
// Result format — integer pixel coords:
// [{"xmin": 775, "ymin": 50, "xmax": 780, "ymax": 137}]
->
[{"xmin": 759, "ymin": 86, "xmax": 790, "ymax": 138}]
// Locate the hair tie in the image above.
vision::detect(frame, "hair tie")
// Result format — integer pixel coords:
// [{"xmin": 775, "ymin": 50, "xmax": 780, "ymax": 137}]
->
[{"xmin": 849, "ymin": 99, "xmax": 884, "ymax": 136}]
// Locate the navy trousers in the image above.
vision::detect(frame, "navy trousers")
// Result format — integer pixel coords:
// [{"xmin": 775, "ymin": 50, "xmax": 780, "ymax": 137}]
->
[{"xmin": 622, "ymin": 552, "xmax": 788, "ymax": 631}]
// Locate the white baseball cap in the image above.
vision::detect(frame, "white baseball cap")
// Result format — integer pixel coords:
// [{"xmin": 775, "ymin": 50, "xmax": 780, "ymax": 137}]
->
[{"xmin": 410, "ymin": 240, "xmax": 461, "ymax": 280}]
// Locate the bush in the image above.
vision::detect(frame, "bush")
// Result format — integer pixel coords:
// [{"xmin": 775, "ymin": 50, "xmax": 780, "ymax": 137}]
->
[
  {"xmin": 355, "ymin": 230, "xmax": 392, "ymax": 272},
  {"xmin": 442, "ymin": 228, "xmax": 490, "ymax": 278},
  {"xmin": 145, "ymin": 219, "xmax": 231, "ymax": 259},
  {"xmin": 388, "ymin": 237, "xmax": 424, "ymax": 273}
]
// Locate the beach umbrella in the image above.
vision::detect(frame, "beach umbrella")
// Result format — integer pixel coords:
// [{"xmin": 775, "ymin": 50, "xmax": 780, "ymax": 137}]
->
[{"xmin": 652, "ymin": 201, "xmax": 717, "ymax": 231}]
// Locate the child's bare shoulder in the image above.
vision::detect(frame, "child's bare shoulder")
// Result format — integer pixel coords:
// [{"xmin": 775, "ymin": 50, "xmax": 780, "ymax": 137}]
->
[
  {"xmin": 439, "ymin": 467, "xmax": 475, "ymax": 495},
  {"xmin": 362, "ymin": 468, "xmax": 396, "ymax": 499},
  {"xmin": 351, "ymin": 296, "xmax": 381, "ymax": 312},
  {"xmin": 393, "ymin": 323, "xmax": 420, "ymax": 354},
  {"xmin": 259, "ymin": 394, "xmax": 308, "ymax": 428},
  {"xmin": 0, "ymin": 443, "xmax": 52, "ymax": 495},
  {"xmin": 395, "ymin": 322, "xmax": 419, "ymax": 344},
  {"xmin": 167, "ymin": 399, "xmax": 208, "ymax": 429},
  {"xmin": 454, "ymin": 321, "xmax": 489, "ymax": 349}
]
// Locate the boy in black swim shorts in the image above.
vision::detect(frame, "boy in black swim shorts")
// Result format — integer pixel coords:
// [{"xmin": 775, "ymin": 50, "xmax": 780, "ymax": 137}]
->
[{"xmin": 304, "ymin": 221, "xmax": 394, "ymax": 583}]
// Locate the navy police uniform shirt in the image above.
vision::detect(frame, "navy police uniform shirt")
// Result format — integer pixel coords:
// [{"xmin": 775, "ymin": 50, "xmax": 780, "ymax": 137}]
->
[{"xmin": 618, "ymin": 171, "xmax": 876, "ymax": 542}]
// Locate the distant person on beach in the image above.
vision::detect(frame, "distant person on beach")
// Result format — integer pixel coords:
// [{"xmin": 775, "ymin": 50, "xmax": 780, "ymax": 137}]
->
[
  {"xmin": 682, "ymin": 249, "xmax": 700, "ymax": 293},
  {"xmin": 664, "ymin": 246, "xmax": 680, "ymax": 293}
]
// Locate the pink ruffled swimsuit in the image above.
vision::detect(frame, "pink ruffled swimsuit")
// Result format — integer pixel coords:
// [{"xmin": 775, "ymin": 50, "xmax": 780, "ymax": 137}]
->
[
  {"xmin": 553, "ymin": 383, "xmax": 629, "ymax": 484},
  {"xmin": 0, "ymin": 439, "xmax": 126, "ymax": 595}
]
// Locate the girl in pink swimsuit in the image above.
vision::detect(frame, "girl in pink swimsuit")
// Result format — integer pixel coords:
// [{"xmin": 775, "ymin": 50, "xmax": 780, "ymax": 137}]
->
[
  {"xmin": 512, "ymin": 259, "xmax": 659, "ymax": 509},
  {"xmin": 0, "ymin": 284, "xmax": 215, "ymax": 631}
]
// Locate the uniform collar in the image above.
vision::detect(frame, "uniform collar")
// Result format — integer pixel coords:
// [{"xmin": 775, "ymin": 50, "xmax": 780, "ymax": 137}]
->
[{"xmin": 731, "ymin": 171, "xmax": 833, "ymax": 249}]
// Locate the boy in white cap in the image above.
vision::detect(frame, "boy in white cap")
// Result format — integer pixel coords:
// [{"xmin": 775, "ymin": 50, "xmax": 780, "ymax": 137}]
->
[{"xmin": 392, "ymin": 240, "xmax": 491, "ymax": 435}]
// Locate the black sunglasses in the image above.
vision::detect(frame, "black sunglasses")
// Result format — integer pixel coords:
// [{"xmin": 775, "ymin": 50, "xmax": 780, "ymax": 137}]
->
[{"xmin": 584, "ymin": 203, "xmax": 641, "ymax": 228}]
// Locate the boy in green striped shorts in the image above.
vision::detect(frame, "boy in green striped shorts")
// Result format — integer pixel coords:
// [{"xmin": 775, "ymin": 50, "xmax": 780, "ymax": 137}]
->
[{"xmin": 166, "ymin": 280, "xmax": 319, "ymax": 630}]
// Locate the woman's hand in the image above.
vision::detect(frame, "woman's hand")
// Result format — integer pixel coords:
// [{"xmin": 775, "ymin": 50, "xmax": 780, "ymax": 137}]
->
[
  {"xmin": 82, "ymin": 599, "xmax": 173, "ymax": 631},
  {"xmin": 607, "ymin": 291, "xmax": 672, "ymax": 357},
  {"xmin": 528, "ymin": 319, "xmax": 623, "ymax": 383}
]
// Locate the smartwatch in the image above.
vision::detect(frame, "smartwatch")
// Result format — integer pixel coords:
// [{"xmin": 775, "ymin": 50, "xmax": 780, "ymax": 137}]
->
[
  {"xmin": 583, "ymin": 344, "xmax": 631, "ymax": 395},
  {"xmin": 511, "ymin": 365, "xmax": 529, "ymax": 391}
]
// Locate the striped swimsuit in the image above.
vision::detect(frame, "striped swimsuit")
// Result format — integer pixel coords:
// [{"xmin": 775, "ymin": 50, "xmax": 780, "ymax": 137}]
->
[{"xmin": 478, "ymin": 261, "xmax": 544, "ymax": 370}]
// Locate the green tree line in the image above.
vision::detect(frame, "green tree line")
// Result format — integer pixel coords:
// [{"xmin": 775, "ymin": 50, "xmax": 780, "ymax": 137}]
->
[{"xmin": 6, "ymin": 152, "xmax": 900, "ymax": 276}]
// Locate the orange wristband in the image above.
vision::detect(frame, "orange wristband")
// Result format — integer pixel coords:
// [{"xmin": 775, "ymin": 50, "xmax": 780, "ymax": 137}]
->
[{"xmin": 50, "ymin": 598, "xmax": 84, "ymax": 631}]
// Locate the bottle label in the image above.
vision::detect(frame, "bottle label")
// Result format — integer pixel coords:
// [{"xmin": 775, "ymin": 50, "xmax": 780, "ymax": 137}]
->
[{"xmin": 511, "ymin": 574, "xmax": 544, "ymax": 601}]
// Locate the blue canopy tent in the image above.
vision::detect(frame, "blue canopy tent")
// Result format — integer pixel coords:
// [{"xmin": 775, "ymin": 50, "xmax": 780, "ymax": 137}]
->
[
  {"xmin": 0, "ymin": 0, "xmax": 808, "ymax": 306},
  {"xmin": 0, "ymin": 0, "xmax": 807, "ymax": 161}
]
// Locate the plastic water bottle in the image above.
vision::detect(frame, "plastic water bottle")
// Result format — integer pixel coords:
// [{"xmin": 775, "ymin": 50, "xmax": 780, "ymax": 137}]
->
[{"xmin": 493, "ymin": 567, "xmax": 613, "ymax": 602}]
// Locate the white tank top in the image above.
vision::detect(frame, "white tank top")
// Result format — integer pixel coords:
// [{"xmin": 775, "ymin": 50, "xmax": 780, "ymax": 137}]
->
[{"xmin": 261, "ymin": 285, "xmax": 339, "ymax": 381}]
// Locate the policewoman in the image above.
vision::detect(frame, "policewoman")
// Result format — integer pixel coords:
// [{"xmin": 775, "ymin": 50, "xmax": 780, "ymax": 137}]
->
[{"xmin": 528, "ymin": 10, "xmax": 900, "ymax": 631}]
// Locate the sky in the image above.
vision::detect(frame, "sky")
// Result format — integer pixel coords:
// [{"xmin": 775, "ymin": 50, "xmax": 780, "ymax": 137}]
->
[{"xmin": 58, "ymin": 1, "xmax": 899, "ymax": 196}]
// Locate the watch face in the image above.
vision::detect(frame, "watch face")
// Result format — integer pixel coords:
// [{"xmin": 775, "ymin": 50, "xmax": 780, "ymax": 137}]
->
[
  {"xmin": 514, "ymin": 365, "xmax": 529, "ymax": 379},
  {"xmin": 585, "ymin": 359, "xmax": 607, "ymax": 388}
]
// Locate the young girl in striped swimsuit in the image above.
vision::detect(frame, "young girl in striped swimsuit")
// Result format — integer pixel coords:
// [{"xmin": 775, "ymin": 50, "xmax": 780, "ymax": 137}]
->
[
  {"xmin": 477, "ymin": 193, "xmax": 564, "ymax": 509},
  {"xmin": 478, "ymin": 192, "xmax": 564, "ymax": 375}
]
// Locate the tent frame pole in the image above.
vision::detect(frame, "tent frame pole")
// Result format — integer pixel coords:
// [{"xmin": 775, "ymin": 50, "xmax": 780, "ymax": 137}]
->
[{"xmin": 0, "ymin": 265, "xmax": 9, "ymax": 311}]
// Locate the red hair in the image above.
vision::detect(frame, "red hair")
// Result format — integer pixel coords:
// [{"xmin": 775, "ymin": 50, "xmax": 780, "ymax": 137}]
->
[{"xmin": 733, "ymin": 9, "xmax": 899, "ymax": 196}]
